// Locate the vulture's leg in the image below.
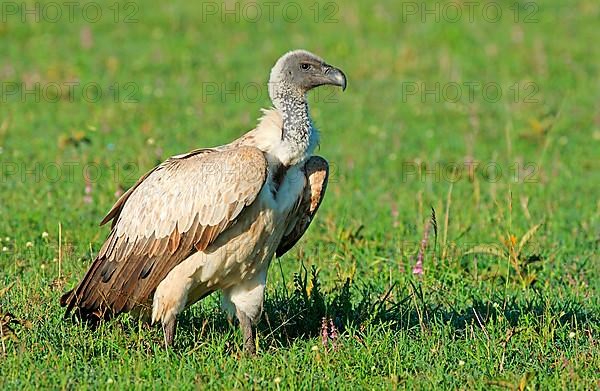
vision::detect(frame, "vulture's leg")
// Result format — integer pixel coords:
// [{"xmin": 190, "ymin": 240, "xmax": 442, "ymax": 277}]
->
[
  {"xmin": 162, "ymin": 317, "xmax": 177, "ymax": 349},
  {"xmin": 221, "ymin": 270, "xmax": 267, "ymax": 355},
  {"xmin": 237, "ymin": 309, "xmax": 256, "ymax": 355}
]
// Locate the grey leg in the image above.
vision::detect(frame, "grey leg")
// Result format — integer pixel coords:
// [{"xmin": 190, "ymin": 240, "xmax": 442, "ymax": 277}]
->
[
  {"xmin": 163, "ymin": 317, "xmax": 177, "ymax": 349},
  {"xmin": 237, "ymin": 310, "xmax": 256, "ymax": 355}
]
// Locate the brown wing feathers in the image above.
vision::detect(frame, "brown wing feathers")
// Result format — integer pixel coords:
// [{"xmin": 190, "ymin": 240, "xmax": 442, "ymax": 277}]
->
[
  {"xmin": 61, "ymin": 147, "xmax": 267, "ymax": 322},
  {"xmin": 276, "ymin": 156, "xmax": 329, "ymax": 257}
]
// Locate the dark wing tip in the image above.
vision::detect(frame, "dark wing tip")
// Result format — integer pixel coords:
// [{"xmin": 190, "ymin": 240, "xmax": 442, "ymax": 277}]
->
[
  {"xmin": 99, "ymin": 215, "xmax": 112, "ymax": 226},
  {"xmin": 60, "ymin": 289, "xmax": 74, "ymax": 308}
]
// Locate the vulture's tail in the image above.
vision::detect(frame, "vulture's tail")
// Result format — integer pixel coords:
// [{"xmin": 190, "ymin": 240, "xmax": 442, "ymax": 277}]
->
[
  {"xmin": 59, "ymin": 255, "xmax": 123, "ymax": 325},
  {"xmin": 59, "ymin": 285, "xmax": 110, "ymax": 325},
  {"xmin": 59, "ymin": 289, "xmax": 73, "ymax": 307}
]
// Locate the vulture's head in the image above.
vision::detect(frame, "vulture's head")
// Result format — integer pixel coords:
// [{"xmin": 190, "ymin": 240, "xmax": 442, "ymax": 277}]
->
[{"xmin": 269, "ymin": 49, "xmax": 347, "ymax": 101}]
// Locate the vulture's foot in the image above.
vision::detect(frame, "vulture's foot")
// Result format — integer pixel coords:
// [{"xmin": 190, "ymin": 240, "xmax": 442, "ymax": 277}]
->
[
  {"xmin": 237, "ymin": 310, "xmax": 256, "ymax": 355},
  {"xmin": 162, "ymin": 318, "xmax": 177, "ymax": 349}
]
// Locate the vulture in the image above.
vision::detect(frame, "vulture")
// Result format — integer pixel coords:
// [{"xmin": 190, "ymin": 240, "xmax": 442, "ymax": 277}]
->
[{"xmin": 60, "ymin": 49, "xmax": 347, "ymax": 353}]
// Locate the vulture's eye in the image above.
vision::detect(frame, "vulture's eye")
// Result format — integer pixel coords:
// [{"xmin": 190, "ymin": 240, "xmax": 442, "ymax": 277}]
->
[{"xmin": 300, "ymin": 63, "xmax": 311, "ymax": 71}]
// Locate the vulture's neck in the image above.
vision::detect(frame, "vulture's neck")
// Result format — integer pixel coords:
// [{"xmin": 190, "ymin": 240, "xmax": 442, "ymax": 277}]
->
[{"xmin": 270, "ymin": 85, "xmax": 318, "ymax": 166}]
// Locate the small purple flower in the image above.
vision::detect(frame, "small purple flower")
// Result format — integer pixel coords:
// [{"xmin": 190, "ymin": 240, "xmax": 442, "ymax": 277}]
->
[
  {"xmin": 329, "ymin": 319, "xmax": 338, "ymax": 350},
  {"xmin": 321, "ymin": 317, "xmax": 339, "ymax": 351},
  {"xmin": 413, "ymin": 221, "xmax": 431, "ymax": 276},
  {"xmin": 83, "ymin": 177, "xmax": 93, "ymax": 204},
  {"xmin": 321, "ymin": 317, "xmax": 329, "ymax": 347}
]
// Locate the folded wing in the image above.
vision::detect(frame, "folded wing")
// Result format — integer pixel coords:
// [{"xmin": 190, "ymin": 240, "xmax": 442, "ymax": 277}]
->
[
  {"xmin": 276, "ymin": 156, "xmax": 329, "ymax": 257},
  {"xmin": 61, "ymin": 146, "xmax": 268, "ymax": 320}
]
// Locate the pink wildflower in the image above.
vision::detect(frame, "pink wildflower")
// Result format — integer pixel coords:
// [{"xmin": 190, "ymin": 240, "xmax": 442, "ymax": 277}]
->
[{"xmin": 413, "ymin": 220, "xmax": 431, "ymax": 276}]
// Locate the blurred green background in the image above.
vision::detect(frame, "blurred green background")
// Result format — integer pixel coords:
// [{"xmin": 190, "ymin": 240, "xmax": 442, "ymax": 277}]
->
[{"xmin": 0, "ymin": 0, "xmax": 598, "ymax": 388}]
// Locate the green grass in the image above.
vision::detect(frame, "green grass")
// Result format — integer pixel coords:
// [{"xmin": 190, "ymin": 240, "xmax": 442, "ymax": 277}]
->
[{"xmin": 1, "ymin": 0, "xmax": 599, "ymax": 389}]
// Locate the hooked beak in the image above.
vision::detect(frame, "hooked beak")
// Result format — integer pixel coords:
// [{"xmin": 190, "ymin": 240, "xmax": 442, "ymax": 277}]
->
[{"xmin": 324, "ymin": 65, "xmax": 347, "ymax": 91}]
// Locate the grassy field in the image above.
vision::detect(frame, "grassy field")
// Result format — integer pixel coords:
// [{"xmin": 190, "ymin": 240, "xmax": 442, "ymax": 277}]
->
[{"xmin": 0, "ymin": 0, "xmax": 599, "ymax": 389}]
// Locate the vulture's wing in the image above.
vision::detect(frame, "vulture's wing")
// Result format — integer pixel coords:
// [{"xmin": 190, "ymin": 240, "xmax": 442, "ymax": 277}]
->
[
  {"xmin": 276, "ymin": 156, "xmax": 329, "ymax": 257},
  {"xmin": 61, "ymin": 146, "xmax": 268, "ymax": 320}
]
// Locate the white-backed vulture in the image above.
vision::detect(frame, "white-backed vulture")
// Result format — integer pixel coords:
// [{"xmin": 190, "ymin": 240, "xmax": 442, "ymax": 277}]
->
[{"xmin": 61, "ymin": 50, "xmax": 347, "ymax": 353}]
